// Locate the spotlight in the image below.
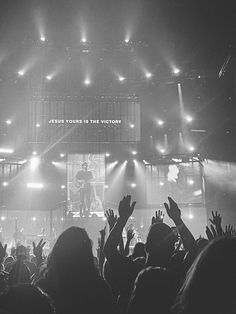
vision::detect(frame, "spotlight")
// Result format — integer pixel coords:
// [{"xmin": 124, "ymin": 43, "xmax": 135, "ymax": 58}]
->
[
  {"xmin": 40, "ymin": 36, "xmax": 46, "ymax": 42},
  {"xmin": 0, "ymin": 148, "xmax": 14, "ymax": 154},
  {"xmin": 29, "ymin": 157, "xmax": 40, "ymax": 171},
  {"xmin": 27, "ymin": 182, "xmax": 44, "ymax": 189},
  {"xmin": 131, "ymin": 183, "xmax": 136, "ymax": 188},
  {"xmin": 159, "ymin": 182, "xmax": 164, "ymax": 186},
  {"xmin": 46, "ymin": 75, "xmax": 52, "ymax": 81},
  {"xmin": 132, "ymin": 151, "xmax": 137, "ymax": 155},
  {"xmin": 145, "ymin": 72, "xmax": 152, "ymax": 78},
  {"xmin": 188, "ymin": 213, "xmax": 194, "ymax": 220},
  {"xmin": 188, "ymin": 146, "xmax": 195, "ymax": 152},
  {"xmin": 18, "ymin": 70, "xmax": 25, "ymax": 76},
  {"xmin": 2, "ymin": 182, "xmax": 8, "ymax": 187},
  {"xmin": 124, "ymin": 38, "xmax": 130, "ymax": 43},
  {"xmin": 0, "ymin": 216, "xmax": 6, "ymax": 221},
  {"xmin": 36, "ymin": 123, "xmax": 40, "ymax": 128},
  {"xmin": 185, "ymin": 115, "xmax": 193, "ymax": 123},
  {"xmin": 160, "ymin": 148, "xmax": 166, "ymax": 154},
  {"xmin": 133, "ymin": 159, "xmax": 136, "ymax": 162},
  {"xmin": 130, "ymin": 124, "xmax": 135, "ymax": 128},
  {"xmin": 51, "ymin": 161, "xmax": 57, "ymax": 165},
  {"xmin": 60, "ymin": 185, "xmax": 66, "ymax": 189},
  {"xmin": 157, "ymin": 120, "xmax": 164, "ymax": 126},
  {"xmin": 32, "ymin": 151, "xmax": 37, "ymax": 156},
  {"xmin": 104, "ymin": 184, "xmax": 109, "ymax": 189},
  {"xmin": 60, "ymin": 153, "xmax": 65, "ymax": 158},
  {"xmin": 188, "ymin": 179, "xmax": 194, "ymax": 185},
  {"xmin": 118, "ymin": 76, "xmax": 125, "ymax": 82},
  {"xmin": 173, "ymin": 67, "xmax": 180, "ymax": 75},
  {"xmin": 105, "ymin": 153, "xmax": 110, "ymax": 157},
  {"xmin": 31, "ymin": 217, "xmax": 37, "ymax": 221},
  {"xmin": 6, "ymin": 120, "xmax": 12, "ymax": 125},
  {"xmin": 81, "ymin": 37, "xmax": 87, "ymax": 43},
  {"xmin": 84, "ymin": 79, "xmax": 91, "ymax": 86}
]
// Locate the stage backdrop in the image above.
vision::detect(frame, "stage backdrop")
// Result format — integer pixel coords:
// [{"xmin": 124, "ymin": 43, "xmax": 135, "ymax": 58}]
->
[
  {"xmin": 29, "ymin": 95, "xmax": 140, "ymax": 143},
  {"xmin": 66, "ymin": 154, "xmax": 105, "ymax": 212}
]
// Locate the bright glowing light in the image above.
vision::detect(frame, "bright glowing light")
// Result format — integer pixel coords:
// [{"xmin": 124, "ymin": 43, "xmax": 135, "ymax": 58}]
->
[
  {"xmin": 124, "ymin": 38, "xmax": 130, "ymax": 43},
  {"xmin": 27, "ymin": 182, "xmax": 44, "ymax": 189},
  {"xmin": 173, "ymin": 67, "xmax": 180, "ymax": 75},
  {"xmin": 143, "ymin": 160, "xmax": 149, "ymax": 164},
  {"xmin": 105, "ymin": 153, "xmax": 110, "ymax": 157},
  {"xmin": 32, "ymin": 151, "xmax": 37, "ymax": 156},
  {"xmin": 131, "ymin": 183, "xmax": 136, "ymax": 188},
  {"xmin": 0, "ymin": 148, "xmax": 14, "ymax": 154},
  {"xmin": 145, "ymin": 72, "xmax": 152, "ymax": 78},
  {"xmin": 130, "ymin": 124, "xmax": 135, "ymax": 128},
  {"xmin": 2, "ymin": 182, "xmax": 8, "ymax": 187},
  {"xmin": 18, "ymin": 70, "xmax": 25, "ymax": 76},
  {"xmin": 29, "ymin": 157, "xmax": 40, "ymax": 171},
  {"xmin": 84, "ymin": 79, "xmax": 91, "ymax": 86},
  {"xmin": 118, "ymin": 76, "xmax": 125, "ymax": 82},
  {"xmin": 157, "ymin": 120, "xmax": 164, "ymax": 126},
  {"xmin": 81, "ymin": 37, "xmax": 87, "ymax": 43},
  {"xmin": 132, "ymin": 151, "xmax": 137, "ymax": 155},
  {"xmin": 167, "ymin": 164, "xmax": 180, "ymax": 182},
  {"xmin": 188, "ymin": 213, "xmax": 194, "ymax": 220},
  {"xmin": 18, "ymin": 159, "xmax": 27, "ymax": 164},
  {"xmin": 31, "ymin": 217, "xmax": 37, "ymax": 221},
  {"xmin": 40, "ymin": 36, "xmax": 46, "ymax": 42},
  {"xmin": 159, "ymin": 182, "xmax": 164, "ymax": 186},
  {"xmin": 6, "ymin": 120, "xmax": 12, "ymax": 125},
  {"xmin": 159, "ymin": 148, "xmax": 166, "ymax": 154},
  {"xmin": 188, "ymin": 179, "xmax": 194, "ymax": 185},
  {"xmin": 60, "ymin": 185, "xmax": 66, "ymax": 189},
  {"xmin": 188, "ymin": 146, "xmax": 195, "ymax": 152},
  {"xmin": 36, "ymin": 123, "xmax": 40, "ymax": 128},
  {"xmin": 0, "ymin": 216, "xmax": 6, "ymax": 221},
  {"xmin": 133, "ymin": 159, "xmax": 136, "ymax": 162},
  {"xmin": 46, "ymin": 75, "xmax": 52, "ymax": 81},
  {"xmin": 185, "ymin": 115, "xmax": 193, "ymax": 123},
  {"xmin": 60, "ymin": 153, "xmax": 65, "ymax": 158},
  {"xmin": 104, "ymin": 184, "xmax": 109, "ymax": 189}
]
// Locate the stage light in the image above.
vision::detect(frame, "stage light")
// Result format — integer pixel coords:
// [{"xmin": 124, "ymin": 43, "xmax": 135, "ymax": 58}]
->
[
  {"xmin": 27, "ymin": 182, "xmax": 44, "ymax": 189},
  {"xmin": 188, "ymin": 179, "xmax": 194, "ymax": 185},
  {"xmin": 132, "ymin": 151, "xmax": 137, "ymax": 155},
  {"xmin": 81, "ymin": 37, "xmax": 87, "ymax": 43},
  {"xmin": 185, "ymin": 115, "xmax": 193, "ymax": 123},
  {"xmin": 46, "ymin": 75, "xmax": 52, "ymax": 81},
  {"xmin": 173, "ymin": 67, "xmax": 180, "ymax": 75},
  {"xmin": 19, "ymin": 159, "xmax": 27, "ymax": 164},
  {"xmin": 105, "ymin": 153, "xmax": 110, "ymax": 157},
  {"xmin": 6, "ymin": 120, "xmax": 12, "ymax": 125},
  {"xmin": 159, "ymin": 182, "xmax": 164, "ymax": 186},
  {"xmin": 157, "ymin": 120, "xmax": 164, "ymax": 126},
  {"xmin": 18, "ymin": 70, "xmax": 25, "ymax": 76},
  {"xmin": 0, "ymin": 148, "xmax": 14, "ymax": 154},
  {"xmin": 29, "ymin": 157, "xmax": 40, "ymax": 171},
  {"xmin": 31, "ymin": 217, "xmax": 37, "ymax": 221},
  {"xmin": 84, "ymin": 79, "xmax": 91, "ymax": 86},
  {"xmin": 0, "ymin": 216, "xmax": 6, "ymax": 221},
  {"xmin": 124, "ymin": 38, "xmax": 130, "ymax": 43},
  {"xmin": 51, "ymin": 161, "xmax": 57, "ymax": 165},
  {"xmin": 131, "ymin": 183, "xmax": 136, "ymax": 188},
  {"xmin": 118, "ymin": 76, "xmax": 125, "ymax": 82},
  {"xmin": 130, "ymin": 124, "xmax": 135, "ymax": 128},
  {"xmin": 145, "ymin": 72, "xmax": 152, "ymax": 78},
  {"xmin": 188, "ymin": 146, "xmax": 195, "ymax": 152},
  {"xmin": 60, "ymin": 153, "xmax": 65, "ymax": 158},
  {"xmin": 160, "ymin": 148, "xmax": 166, "ymax": 154},
  {"xmin": 40, "ymin": 36, "xmax": 46, "ymax": 42},
  {"xmin": 133, "ymin": 159, "xmax": 136, "ymax": 163},
  {"xmin": 2, "ymin": 182, "xmax": 8, "ymax": 187},
  {"xmin": 36, "ymin": 123, "xmax": 40, "ymax": 128},
  {"xmin": 143, "ymin": 160, "xmax": 148, "ymax": 164},
  {"xmin": 188, "ymin": 213, "xmax": 194, "ymax": 220},
  {"xmin": 104, "ymin": 185, "xmax": 108, "ymax": 189},
  {"xmin": 32, "ymin": 151, "xmax": 37, "ymax": 156},
  {"xmin": 60, "ymin": 185, "xmax": 66, "ymax": 189}
]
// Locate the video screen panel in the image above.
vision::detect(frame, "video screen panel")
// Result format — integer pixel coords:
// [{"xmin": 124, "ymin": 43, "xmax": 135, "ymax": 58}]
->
[
  {"xmin": 146, "ymin": 162, "xmax": 204, "ymax": 205},
  {"xmin": 67, "ymin": 154, "xmax": 105, "ymax": 212}
]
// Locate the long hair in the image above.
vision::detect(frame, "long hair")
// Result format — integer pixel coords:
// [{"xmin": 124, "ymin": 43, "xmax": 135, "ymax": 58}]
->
[{"xmin": 174, "ymin": 237, "xmax": 236, "ymax": 314}]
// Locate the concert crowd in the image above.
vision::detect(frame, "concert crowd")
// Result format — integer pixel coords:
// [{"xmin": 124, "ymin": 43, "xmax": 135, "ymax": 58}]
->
[{"xmin": 0, "ymin": 195, "xmax": 236, "ymax": 314}]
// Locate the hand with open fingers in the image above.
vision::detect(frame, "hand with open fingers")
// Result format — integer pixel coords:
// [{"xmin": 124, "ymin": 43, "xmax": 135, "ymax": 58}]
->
[
  {"xmin": 105, "ymin": 209, "xmax": 117, "ymax": 229},
  {"xmin": 151, "ymin": 210, "xmax": 164, "ymax": 225},
  {"xmin": 209, "ymin": 211, "xmax": 222, "ymax": 226},
  {"xmin": 0, "ymin": 242, "xmax": 7, "ymax": 262},
  {"xmin": 33, "ymin": 239, "xmax": 46, "ymax": 259},
  {"xmin": 164, "ymin": 197, "xmax": 181, "ymax": 222},
  {"xmin": 224, "ymin": 224, "xmax": 236, "ymax": 236},
  {"xmin": 127, "ymin": 229, "xmax": 134, "ymax": 241},
  {"xmin": 118, "ymin": 195, "xmax": 136, "ymax": 221}
]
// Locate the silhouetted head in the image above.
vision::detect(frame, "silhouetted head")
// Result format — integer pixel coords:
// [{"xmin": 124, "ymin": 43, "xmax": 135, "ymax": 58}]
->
[
  {"xmin": 0, "ymin": 284, "xmax": 54, "ymax": 314},
  {"xmin": 132, "ymin": 242, "xmax": 146, "ymax": 260},
  {"xmin": 175, "ymin": 237, "xmax": 236, "ymax": 314},
  {"xmin": 196, "ymin": 237, "xmax": 209, "ymax": 252},
  {"xmin": 82, "ymin": 162, "xmax": 88, "ymax": 170},
  {"xmin": 145, "ymin": 223, "xmax": 175, "ymax": 266},
  {"xmin": 47, "ymin": 227, "xmax": 96, "ymax": 284}
]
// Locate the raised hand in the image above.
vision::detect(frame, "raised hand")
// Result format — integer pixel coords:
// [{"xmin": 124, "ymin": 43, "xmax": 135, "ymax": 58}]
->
[
  {"xmin": 164, "ymin": 197, "xmax": 181, "ymax": 222},
  {"xmin": 126, "ymin": 229, "xmax": 134, "ymax": 242},
  {"xmin": 151, "ymin": 210, "xmax": 164, "ymax": 225},
  {"xmin": 33, "ymin": 239, "xmax": 46, "ymax": 264},
  {"xmin": 0, "ymin": 242, "xmax": 7, "ymax": 263},
  {"xmin": 118, "ymin": 195, "xmax": 136, "ymax": 222},
  {"xmin": 209, "ymin": 211, "xmax": 222, "ymax": 226},
  {"xmin": 105, "ymin": 209, "xmax": 117, "ymax": 230},
  {"xmin": 205, "ymin": 224, "xmax": 217, "ymax": 241},
  {"xmin": 224, "ymin": 224, "xmax": 236, "ymax": 236}
]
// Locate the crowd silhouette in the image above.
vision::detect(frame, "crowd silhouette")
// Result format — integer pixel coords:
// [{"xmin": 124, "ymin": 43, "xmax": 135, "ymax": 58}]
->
[{"xmin": 0, "ymin": 195, "xmax": 236, "ymax": 313}]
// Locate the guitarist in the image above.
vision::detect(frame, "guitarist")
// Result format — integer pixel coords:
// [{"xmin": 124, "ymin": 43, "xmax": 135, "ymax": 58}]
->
[{"xmin": 75, "ymin": 162, "xmax": 93, "ymax": 216}]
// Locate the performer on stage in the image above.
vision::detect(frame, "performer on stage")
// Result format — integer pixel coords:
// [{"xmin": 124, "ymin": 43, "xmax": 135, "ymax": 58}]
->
[{"xmin": 75, "ymin": 162, "xmax": 93, "ymax": 216}]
